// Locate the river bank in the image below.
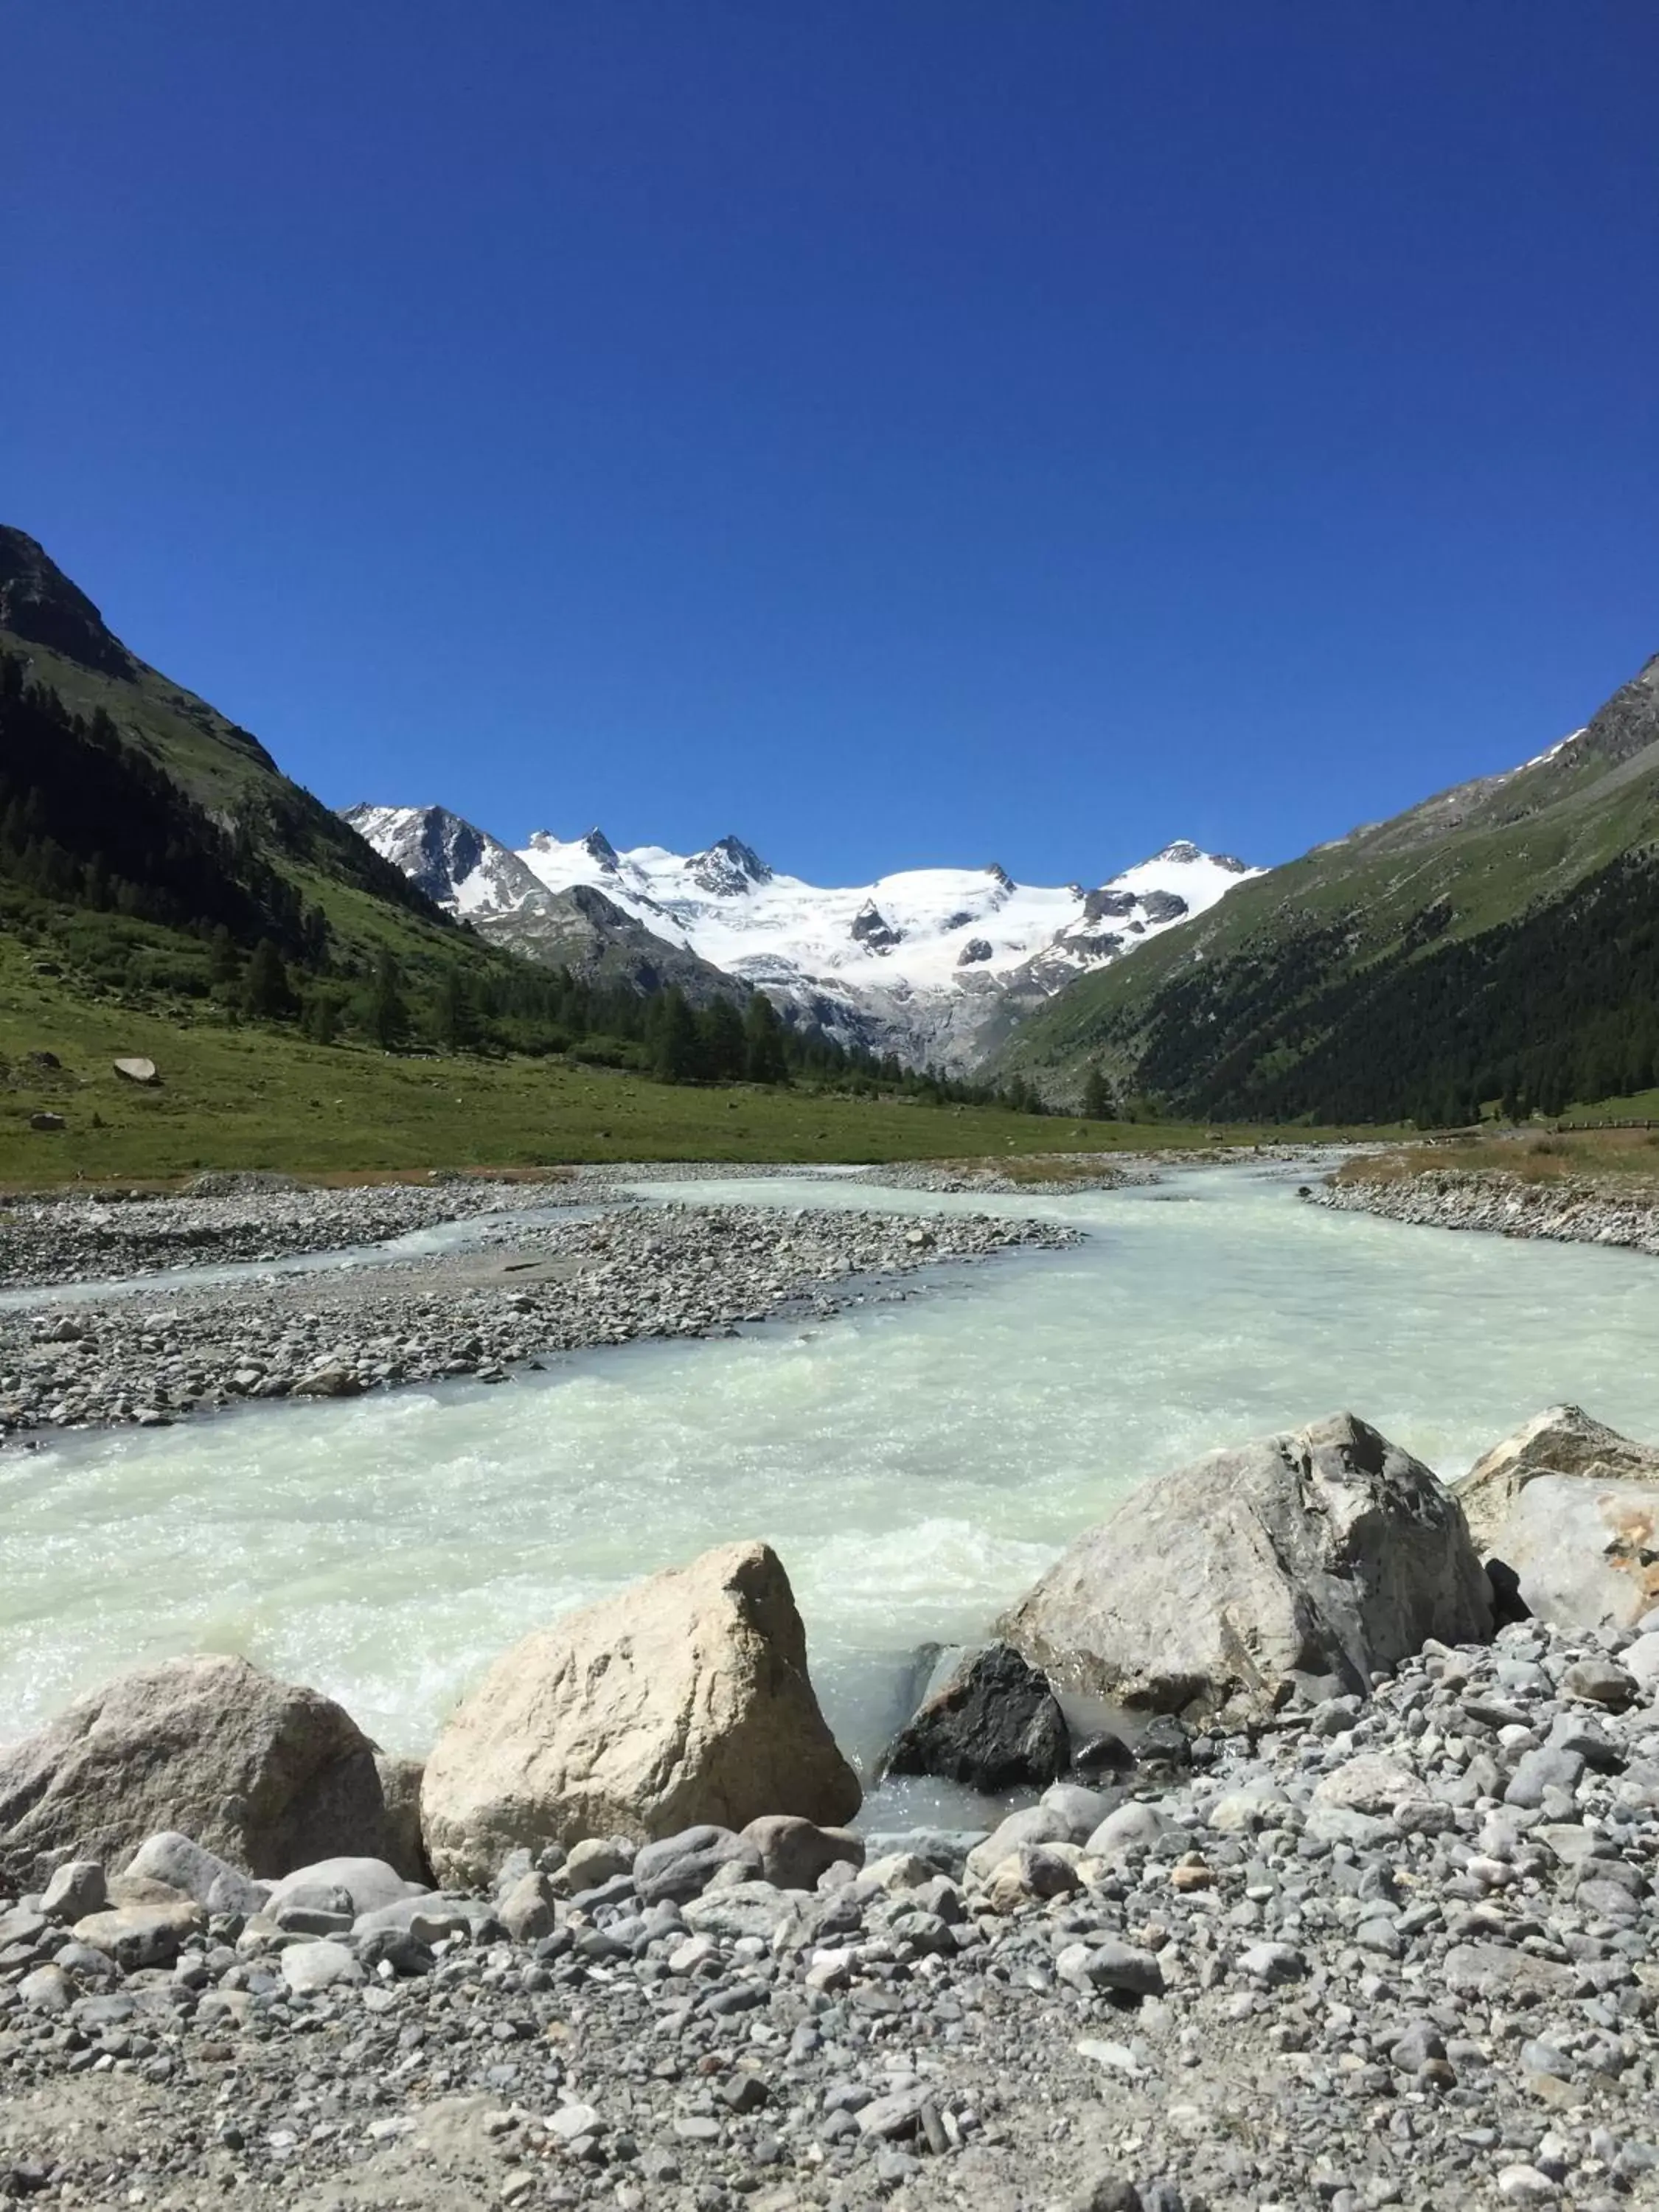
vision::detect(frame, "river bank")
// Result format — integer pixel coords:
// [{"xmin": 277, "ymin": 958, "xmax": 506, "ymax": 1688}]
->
[
  {"xmin": 3, "ymin": 1605, "xmax": 1658, "ymax": 2212},
  {"xmin": 0, "ymin": 1147, "xmax": 1349, "ymax": 1295},
  {"xmin": 1306, "ymin": 1169, "xmax": 1659, "ymax": 1260},
  {"xmin": 0, "ymin": 1198, "xmax": 1077, "ymax": 1443}
]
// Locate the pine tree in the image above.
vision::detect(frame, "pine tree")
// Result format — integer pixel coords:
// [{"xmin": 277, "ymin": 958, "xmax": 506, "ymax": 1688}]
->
[
  {"xmin": 742, "ymin": 992, "xmax": 789, "ymax": 1084},
  {"xmin": 368, "ymin": 952, "xmax": 408, "ymax": 1049},
  {"xmin": 299, "ymin": 902, "xmax": 332, "ymax": 970},
  {"xmin": 207, "ymin": 925, "xmax": 241, "ymax": 990},
  {"xmin": 302, "ymin": 990, "xmax": 342, "ymax": 1046},
  {"xmin": 434, "ymin": 965, "xmax": 479, "ymax": 1053},
  {"xmin": 651, "ymin": 989, "xmax": 702, "ymax": 1082},
  {"xmin": 699, "ymin": 998, "xmax": 747, "ymax": 1082},
  {"xmin": 242, "ymin": 938, "xmax": 291, "ymax": 1019},
  {"xmin": 1082, "ymin": 1065, "xmax": 1114, "ymax": 1121}
]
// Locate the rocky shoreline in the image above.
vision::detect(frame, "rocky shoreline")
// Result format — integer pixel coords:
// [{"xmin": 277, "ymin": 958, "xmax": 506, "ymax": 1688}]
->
[
  {"xmin": 0, "ymin": 1144, "xmax": 1343, "ymax": 1301},
  {"xmin": 9, "ymin": 1179, "xmax": 1659, "ymax": 2208},
  {"xmin": 0, "ymin": 1199, "xmax": 1077, "ymax": 1443},
  {"xmin": 1305, "ymin": 1171, "xmax": 1659, "ymax": 1261},
  {"xmin": 4, "ymin": 1568, "xmax": 1659, "ymax": 2209}
]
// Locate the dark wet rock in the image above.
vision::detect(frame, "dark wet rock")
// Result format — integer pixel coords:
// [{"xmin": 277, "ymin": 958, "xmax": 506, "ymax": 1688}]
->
[{"xmin": 882, "ymin": 1643, "xmax": 1069, "ymax": 1792}]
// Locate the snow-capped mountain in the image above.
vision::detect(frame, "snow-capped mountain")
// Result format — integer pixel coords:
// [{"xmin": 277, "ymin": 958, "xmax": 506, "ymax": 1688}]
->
[
  {"xmin": 347, "ymin": 803, "xmax": 548, "ymax": 916},
  {"xmin": 344, "ymin": 803, "xmax": 1259, "ymax": 1068}
]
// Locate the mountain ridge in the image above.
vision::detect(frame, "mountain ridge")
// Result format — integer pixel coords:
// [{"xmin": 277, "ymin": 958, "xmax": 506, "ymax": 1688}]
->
[
  {"xmin": 1001, "ymin": 648, "xmax": 1659, "ymax": 1121},
  {"xmin": 0, "ymin": 526, "xmax": 440, "ymax": 935},
  {"xmin": 346, "ymin": 801, "xmax": 1258, "ymax": 1069}
]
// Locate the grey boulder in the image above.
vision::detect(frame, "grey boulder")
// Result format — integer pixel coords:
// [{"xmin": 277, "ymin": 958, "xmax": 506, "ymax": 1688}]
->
[
  {"xmin": 264, "ymin": 1856, "xmax": 422, "ymax": 1918},
  {"xmin": 0, "ymin": 1655, "xmax": 400, "ymax": 1886},
  {"xmin": 70, "ymin": 1899, "xmax": 204, "ymax": 1970},
  {"xmin": 372, "ymin": 1753, "xmax": 433, "ymax": 1884},
  {"xmin": 39, "ymin": 1860, "xmax": 107, "ymax": 1923},
  {"xmin": 740, "ymin": 1814, "xmax": 864, "ymax": 1890},
  {"xmin": 122, "ymin": 1832, "xmax": 265, "ymax": 1913},
  {"xmin": 1456, "ymin": 1405, "xmax": 1659, "ymax": 1628},
  {"xmin": 681, "ymin": 1879, "xmax": 799, "ymax": 1941},
  {"xmin": 964, "ymin": 1806, "xmax": 1072, "ymax": 1883},
  {"xmin": 280, "ymin": 1938, "xmax": 364, "ymax": 1994},
  {"xmin": 1000, "ymin": 1413, "xmax": 1493, "ymax": 1723},
  {"xmin": 634, "ymin": 1825, "xmax": 762, "ymax": 1905}
]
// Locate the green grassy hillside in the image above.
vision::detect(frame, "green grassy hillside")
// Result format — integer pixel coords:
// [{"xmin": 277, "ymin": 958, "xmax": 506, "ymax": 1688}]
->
[{"xmin": 1003, "ymin": 650, "xmax": 1659, "ymax": 1124}]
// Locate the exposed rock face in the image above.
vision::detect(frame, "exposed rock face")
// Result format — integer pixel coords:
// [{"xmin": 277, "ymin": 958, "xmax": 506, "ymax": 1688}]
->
[
  {"xmin": 687, "ymin": 835, "xmax": 771, "ymax": 895},
  {"xmin": 0, "ymin": 1655, "xmax": 394, "ymax": 1887},
  {"xmin": 0, "ymin": 524, "xmax": 139, "ymax": 678},
  {"xmin": 1456, "ymin": 1404, "xmax": 1659, "ymax": 1627},
  {"xmin": 419, "ymin": 1543, "xmax": 860, "ymax": 1888},
  {"xmin": 880, "ymin": 1643, "xmax": 1070, "ymax": 1792},
  {"xmin": 849, "ymin": 900, "xmax": 901, "ymax": 952},
  {"xmin": 1458, "ymin": 1403, "xmax": 1659, "ymax": 1545},
  {"xmin": 999, "ymin": 1413, "xmax": 1493, "ymax": 1723}
]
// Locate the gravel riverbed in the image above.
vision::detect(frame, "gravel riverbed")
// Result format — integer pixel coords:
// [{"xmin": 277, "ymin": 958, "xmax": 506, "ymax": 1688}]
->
[
  {"xmin": 4, "ymin": 1612, "xmax": 1659, "ymax": 2211},
  {"xmin": 0, "ymin": 1200, "xmax": 1077, "ymax": 1443},
  {"xmin": 1305, "ymin": 1175, "xmax": 1659, "ymax": 1261},
  {"xmin": 0, "ymin": 1177, "xmax": 614, "ymax": 1293}
]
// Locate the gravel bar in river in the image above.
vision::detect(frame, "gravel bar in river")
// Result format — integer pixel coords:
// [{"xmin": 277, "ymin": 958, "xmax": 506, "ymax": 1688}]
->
[{"xmin": 0, "ymin": 1200, "xmax": 1078, "ymax": 1443}]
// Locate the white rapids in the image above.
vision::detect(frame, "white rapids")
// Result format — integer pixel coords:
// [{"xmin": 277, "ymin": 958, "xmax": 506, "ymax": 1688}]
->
[{"xmin": 5, "ymin": 1162, "xmax": 1659, "ymax": 1820}]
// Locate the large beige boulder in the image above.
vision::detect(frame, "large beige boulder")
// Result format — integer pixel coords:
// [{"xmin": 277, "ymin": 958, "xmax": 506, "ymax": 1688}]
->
[
  {"xmin": 1456, "ymin": 1405, "xmax": 1659, "ymax": 1627},
  {"xmin": 0, "ymin": 1655, "xmax": 394, "ymax": 1888},
  {"xmin": 420, "ymin": 1542, "xmax": 860, "ymax": 1888},
  {"xmin": 999, "ymin": 1413, "xmax": 1492, "ymax": 1725}
]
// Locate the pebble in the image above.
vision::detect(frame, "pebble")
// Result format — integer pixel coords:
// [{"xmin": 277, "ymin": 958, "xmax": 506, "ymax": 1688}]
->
[{"xmin": 4, "ymin": 1609, "xmax": 1655, "ymax": 2207}]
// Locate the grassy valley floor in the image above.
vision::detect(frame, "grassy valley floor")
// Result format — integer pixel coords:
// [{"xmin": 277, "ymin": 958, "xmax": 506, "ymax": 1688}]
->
[{"xmin": 0, "ymin": 944, "xmax": 1332, "ymax": 1186}]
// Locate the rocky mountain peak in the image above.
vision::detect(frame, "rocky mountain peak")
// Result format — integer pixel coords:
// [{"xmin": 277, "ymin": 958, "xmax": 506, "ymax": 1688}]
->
[
  {"xmin": 342, "ymin": 802, "xmax": 542, "ymax": 914},
  {"xmin": 686, "ymin": 835, "xmax": 771, "ymax": 896},
  {"xmin": 0, "ymin": 525, "xmax": 138, "ymax": 679},
  {"xmin": 1574, "ymin": 650, "xmax": 1659, "ymax": 771},
  {"xmin": 352, "ymin": 803, "xmax": 1259, "ymax": 1072},
  {"xmin": 849, "ymin": 899, "xmax": 902, "ymax": 953}
]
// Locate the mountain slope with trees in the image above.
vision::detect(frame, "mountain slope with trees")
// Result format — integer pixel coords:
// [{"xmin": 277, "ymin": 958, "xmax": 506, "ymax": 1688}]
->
[
  {"xmin": 1001, "ymin": 650, "xmax": 1659, "ymax": 1124},
  {"xmin": 0, "ymin": 527, "xmax": 1046, "ymax": 1147}
]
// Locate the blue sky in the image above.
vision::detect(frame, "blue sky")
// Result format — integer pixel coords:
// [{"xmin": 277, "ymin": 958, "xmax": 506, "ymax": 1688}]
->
[{"xmin": 7, "ymin": 3, "xmax": 1657, "ymax": 884}]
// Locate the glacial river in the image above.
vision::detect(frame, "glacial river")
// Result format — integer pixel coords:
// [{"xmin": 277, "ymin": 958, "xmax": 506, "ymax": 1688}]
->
[{"xmin": 5, "ymin": 1161, "xmax": 1659, "ymax": 1819}]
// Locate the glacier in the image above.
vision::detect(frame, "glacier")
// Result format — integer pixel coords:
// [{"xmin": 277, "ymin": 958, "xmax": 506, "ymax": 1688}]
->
[{"xmin": 344, "ymin": 804, "xmax": 1259, "ymax": 1070}]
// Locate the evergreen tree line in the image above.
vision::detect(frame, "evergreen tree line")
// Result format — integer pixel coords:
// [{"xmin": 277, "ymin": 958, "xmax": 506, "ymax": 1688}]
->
[
  {"xmin": 1117, "ymin": 851, "xmax": 1659, "ymax": 1124},
  {"xmin": 327, "ymin": 956, "xmax": 1040, "ymax": 1108}
]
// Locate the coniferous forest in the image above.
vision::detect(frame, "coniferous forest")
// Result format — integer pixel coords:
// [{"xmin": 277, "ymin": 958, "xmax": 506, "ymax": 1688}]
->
[{"xmin": 1118, "ymin": 852, "xmax": 1659, "ymax": 1125}]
